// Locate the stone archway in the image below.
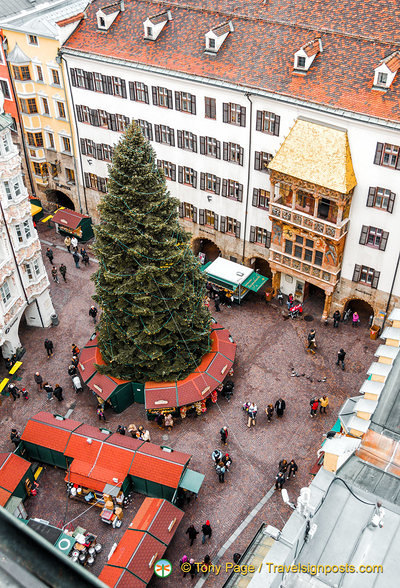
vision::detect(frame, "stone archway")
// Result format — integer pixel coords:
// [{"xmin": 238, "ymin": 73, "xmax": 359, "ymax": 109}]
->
[
  {"xmin": 192, "ymin": 237, "xmax": 221, "ymax": 263},
  {"xmin": 46, "ymin": 189, "xmax": 75, "ymax": 210},
  {"xmin": 249, "ymin": 256, "xmax": 272, "ymax": 279},
  {"xmin": 344, "ymin": 297, "xmax": 375, "ymax": 323}
]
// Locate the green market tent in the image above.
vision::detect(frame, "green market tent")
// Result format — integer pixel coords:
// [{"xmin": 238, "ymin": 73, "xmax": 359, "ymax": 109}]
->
[{"xmin": 202, "ymin": 257, "xmax": 268, "ymax": 302}]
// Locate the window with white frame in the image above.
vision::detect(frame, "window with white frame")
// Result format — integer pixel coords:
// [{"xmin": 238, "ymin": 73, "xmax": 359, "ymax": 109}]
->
[
  {"xmin": 15, "ymin": 219, "xmax": 32, "ymax": 243},
  {"xmin": 41, "ymin": 97, "xmax": 50, "ymax": 115},
  {"xmin": 50, "ymin": 69, "xmax": 60, "ymax": 86},
  {"xmin": 27, "ymin": 35, "xmax": 38, "ymax": 46},
  {"xmin": 56, "ymin": 101, "xmax": 66, "ymax": 119},
  {"xmin": 0, "ymin": 79, "xmax": 11, "ymax": 100},
  {"xmin": 35, "ymin": 65, "xmax": 43, "ymax": 82},
  {"xmin": 25, "ymin": 258, "xmax": 41, "ymax": 281},
  {"xmin": 0, "ymin": 280, "xmax": 12, "ymax": 306},
  {"xmin": 46, "ymin": 132, "xmax": 55, "ymax": 149},
  {"xmin": 1, "ymin": 133, "xmax": 11, "ymax": 154},
  {"xmin": 3, "ymin": 177, "xmax": 22, "ymax": 201},
  {"xmin": 61, "ymin": 136, "xmax": 71, "ymax": 153}
]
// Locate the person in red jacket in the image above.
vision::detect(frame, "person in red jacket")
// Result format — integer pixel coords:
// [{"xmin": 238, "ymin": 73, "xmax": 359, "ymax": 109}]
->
[{"xmin": 310, "ymin": 398, "xmax": 319, "ymax": 417}]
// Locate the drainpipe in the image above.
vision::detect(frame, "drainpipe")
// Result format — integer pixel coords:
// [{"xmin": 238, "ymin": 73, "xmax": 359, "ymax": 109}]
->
[
  {"xmin": 1, "ymin": 35, "xmax": 36, "ymax": 197},
  {"xmin": 242, "ymin": 93, "xmax": 253, "ymax": 264},
  {"xmin": 56, "ymin": 50, "xmax": 87, "ymax": 215},
  {"xmin": 381, "ymin": 250, "xmax": 400, "ymax": 330}
]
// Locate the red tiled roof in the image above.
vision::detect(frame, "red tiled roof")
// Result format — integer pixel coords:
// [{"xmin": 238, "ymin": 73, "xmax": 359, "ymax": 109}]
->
[
  {"xmin": 144, "ymin": 384, "xmax": 177, "ymax": 410},
  {"xmin": 64, "ymin": 433, "xmax": 103, "ymax": 462},
  {"xmin": 93, "ymin": 443, "xmax": 135, "ymax": 475},
  {"xmin": 303, "ymin": 38, "xmax": 321, "ymax": 57},
  {"xmin": 149, "ymin": 11, "xmax": 170, "ymax": 25},
  {"xmin": 0, "ymin": 453, "xmax": 31, "ymax": 493},
  {"xmin": 66, "ymin": 469, "xmax": 106, "ymax": 493},
  {"xmin": 106, "ymin": 433, "xmax": 144, "ymax": 452},
  {"xmin": 207, "ymin": 353, "xmax": 233, "ymax": 383},
  {"xmin": 73, "ymin": 423, "xmax": 111, "ymax": 442},
  {"xmin": 100, "ymin": 3, "xmax": 121, "ymax": 16},
  {"xmin": 56, "ymin": 13, "xmax": 85, "ymax": 27},
  {"xmin": 78, "ymin": 346, "xmax": 98, "ymax": 383},
  {"xmin": 87, "ymin": 371, "xmax": 120, "ymax": 400},
  {"xmin": 51, "ymin": 209, "xmax": 90, "ymax": 230},
  {"xmin": 0, "ymin": 454, "xmax": 9, "ymax": 469},
  {"xmin": 99, "ymin": 566, "xmax": 145, "ymax": 587},
  {"xmin": 31, "ymin": 411, "xmax": 81, "ymax": 431},
  {"xmin": 138, "ymin": 442, "xmax": 190, "ymax": 465},
  {"xmin": 125, "ymin": 533, "xmax": 165, "ymax": 582},
  {"xmin": 0, "ymin": 488, "xmax": 12, "ymax": 507},
  {"xmin": 385, "ymin": 53, "xmax": 400, "ymax": 73},
  {"xmin": 64, "ymin": 0, "xmax": 400, "ymax": 122},
  {"xmin": 129, "ymin": 498, "xmax": 184, "ymax": 544},
  {"xmin": 129, "ymin": 453, "xmax": 184, "ymax": 488},
  {"xmin": 212, "ymin": 21, "xmax": 232, "ymax": 37},
  {"xmin": 21, "ymin": 421, "xmax": 72, "ymax": 454}
]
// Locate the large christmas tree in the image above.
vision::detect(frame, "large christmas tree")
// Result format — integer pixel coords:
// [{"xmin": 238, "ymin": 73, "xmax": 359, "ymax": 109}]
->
[{"xmin": 92, "ymin": 122, "xmax": 211, "ymax": 382}]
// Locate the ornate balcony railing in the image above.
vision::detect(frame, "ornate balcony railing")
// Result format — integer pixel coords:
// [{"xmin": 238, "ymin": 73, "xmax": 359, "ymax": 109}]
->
[
  {"xmin": 269, "ymin": 202, "xmax": 349, "ymax": 240},
  {"xmin": 271, "ymin": 251, "xmax": 340, "ymax": 285}
]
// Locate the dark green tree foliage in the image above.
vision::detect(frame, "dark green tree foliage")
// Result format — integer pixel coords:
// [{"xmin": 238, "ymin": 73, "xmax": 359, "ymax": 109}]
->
[{"xmin": 92, "ymin": 122, "xmax": 211, "ymax": 382}]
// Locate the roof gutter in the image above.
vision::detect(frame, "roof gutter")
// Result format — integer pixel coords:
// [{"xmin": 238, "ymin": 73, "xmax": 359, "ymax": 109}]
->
[{"xmin": 61, "ymin": 48, "xmax": 400, "ymax": 132}]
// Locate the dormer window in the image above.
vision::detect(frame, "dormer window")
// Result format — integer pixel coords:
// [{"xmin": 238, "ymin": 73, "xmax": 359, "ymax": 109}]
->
[
  {"xmin": 293, "ymin": 38, "xmax": 322, "ymax": 74},
  {"xmin": 99, "ymin": 17, "xmax": 106, "ymax": 28},
  {"xmin": 96, "ymin": 3, "xmax": 121, "ymax": 31},
  {"xmin": 373, "ymin": 52, "xmax": 400, "ymax": 91},
  {"xmin": 143, "ymin": 11, "xmax": 171, "ymax": 41},
  {"xmin": 205, "ymin": 21, "xmax": 234, "ymax": 54}
]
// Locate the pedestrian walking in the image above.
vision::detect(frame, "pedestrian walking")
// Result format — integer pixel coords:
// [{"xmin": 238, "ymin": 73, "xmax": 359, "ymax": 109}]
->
[
  {"xmin": 82, "ymin": 251, "xmax": 90, "ymax": 266},
  {"xmin": 53, "ymin": 384, "xmax": 63, "ymax": 401},
  {"xmin": 336, "ymin": 348, "xmax": 346, "ymax": 370},
  {"xmin": 64, "ymin": 236, "xmax": 71, "ymax": 253},
  {"xmin": 180, "ymin": 555, "xmax": 189, "ymax": 577},
  {"xmin": 247, "ymin": 402, "xmax": 257, "ymax": 427},
  {"xmin": 71, "ymin": 355, "xmax": 79, "ymax": 367},
  {"xmin": 216, "ymin": 460, "xmax": 226, "ymax": 483},
  {"xmin": 220, "ymin": 426, "xmax": 228, "ymax": 445},
  {"xmin": 201, "ymin": 555, "xmax": 211, "ymax": 575},
  {"xmin": 212, "ymin": 449, "xmax": 222, "ymax": 465},
  {"xmin": 71, "ymin": 344, "xmax": 80, "ymax": 356},
  {"xmin": 43, "ymin": 382, "xmax": 53, "ymax": 401},
  {"xmin": 45, "ymin": 247, "xmax": 54, "ymax": 264},
  {"xmin": 8, "ymin": 383, "xmax": 20, "ymax": 401},
  {"xmin": 287, "ymin": 459, "xmax": 298, "ymax": 479},
  {"xmin": 275, "ymin": 398, "xmax": 286, "ymax": 417},
  {"xmin": 34, "ymin": 371, "xmax": 43, "ymax": 391},
  {"xmin": 352, "ymin": 311, "xmax": 359, "ymax": 327},
  {"xmin": 310, "ymin": 398, "xmax": 319, "ymax": 417},
  {"xmin": 51, "ymin": 266, "xmax": 59, "ymax": 283},
  {"xmin": 287, "ymin": 293, "xmax": 294, "ymax": 310},
  {"xmin": 265, "ymin": 404, "xmax": 274, "ymax": 422},
  {"xmin": 185, "ymin": 524, "xmax": 199, "ymax": 546},
  {"xmin": 214, "ymin": 294, "xmax": 221, "ymax": 312},
  {"xmin": 202, "ymin": 520, "xmax": 212, "ymax": 544},
  {"xmin": 333, "ymin": 310, "xmax": 341, "ymax": 328},
  {"xmin": 44, "ymin": 338, "xmax": 54, "ymax": 358},
  {"xmin": 279, "ymin": 459, "xmax": 288, "ymax": 474},
  {"xmin": 59, "ymin": 263, "xmax": 67, "ymax": 282},
  {"xmin": 275, "ymin": 471, "xmax": 285, "ymax": 491},
  {"xmin": 189, "ymin": 558, "xmax": 198, "ymax": 579},
  {"xmin": 10, "ymin": 428, "xmax": 21, "ymax": 448},
  {"xmin": 68, "ymin": 363, "xmax": 77, "ymax": 376},
  {"xmin": 116, "ymin": 424, "xmax": 126, "ymax": 435},
  {"xmin": 89, "ymin": 305, "xmax": 98, "ymax": 324},
  {"xmin": 72, "ymin": 375, "xmax": 82, "ymax": 393},
  {"xmin": 97, "ymin": 405, "xmax": 106, "ymax": 421},
  {"xmin": 319, "ymin": 395, "xmax": 329, "ymax": 414},
  {"xmin": 21, "ymin": 387, "xmax": 29, "ymax": 400},
  {"xmin": 164, "ymin": 413, "xmax": 173, "ymax": 430},
  {"xmin": 71, "ymin": 236, "xmax": 78, "ymax": 252},
  {"xmin": 72, "ymin": 251, "xmax": 80, "ymax": 268},
  {"xmin": 307, "ymin": 329, "xmax": 316, "ymax": 349}
]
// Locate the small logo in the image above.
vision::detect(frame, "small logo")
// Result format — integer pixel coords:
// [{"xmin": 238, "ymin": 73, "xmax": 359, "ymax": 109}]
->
[{"xmin": 154, "ymin": 559, "xmax": 172, "ymax": 578}]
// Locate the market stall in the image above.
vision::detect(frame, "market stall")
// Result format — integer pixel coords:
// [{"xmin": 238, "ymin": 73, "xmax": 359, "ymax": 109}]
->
[
  {"xmin": 29, "ymin": 197, "xmax": 44, "ymax": 222},
  {"xmin": 0, "ymin": 452, "xmax": 34, "ymax": 516},
  {"xmin": 51, "ymin": 208, "xmax": 94, "ymax": 242},
  {"xmin": 201, "ymin": 257, "xmax": 269, "ymax": 303}
]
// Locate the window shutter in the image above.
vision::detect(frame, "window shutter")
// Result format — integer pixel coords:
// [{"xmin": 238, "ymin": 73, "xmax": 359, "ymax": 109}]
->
[
  {"xmin": 84, "ymin": 173, "xmax": 90, "ymax": 188},
  {"xmin": 177, "ymin": 130, "xmax": 183, "ymax": 148},
  {"xmin": 89, "ymin": 109, "xmax": 99, "ymax": 126},
  {"xmin": 154, "ymin": 124, "xmax": 160, "ymax": 142},
  {"xmin": 374, "ymin": 143, "xmax": 384, "ymax": 165},
  {"xmin": 191, "ymin": 95, "xmax": 196, "ymax": 115},
  {"xmin": 200, "ymin": 136, "xmax": 206, "ymax": 154},
  {"xmin": 169, "ymin": 128, "xmax": 175, "ymax": 146},
  {"xmin": 192, "ymin": 171, "xmax": 197, "ymax": 189},
  {"xmin": 167, "ymin": 89, "xmax": 173, "ymax": 109},
  {"xmin": 205, "ymin": 98, "xmax": 210, "ymax": 118},
  {"xmin": 179, "ymin": 202, "xmax": 184, "ymax": 217},
  {"xmin": 157, "ymin": 159, "xmax": 162, "ymax": 169},
  {"xmin": 366, "ymin": 187, "xmax": 376, "ymax": 207},
  {"xmin": 223, "ymin": 103, "xmax": 229, "ymax": 123},
  {"xmin": 129, "ymin": 81, "xmax": 135, "ymax": 100},
  {"xmin": 249, "ymin": 226, "xmax": 256, "ymax": 242},
  {"xmin": 121, "ymin": 79, "xmax": 127, "ymax": 98},
  {"xmin": 110, "ymin": 113, "xmax": 117, "ymax": 131},
  {"xmin": 101, "ymin": 74, "xmax": 107, "ymax": 93},
  {"xmin": 240, "ymin": 106, "xmax": 246, "ymax": 127},
  {"xmin": 199, "ymin": 209, "xmax": 205, "ymax": 225},
  {"xmin": 200, "ymin": 173, "xmax": 205, "ymax": 190},
  {"xmin": 220, "ymin": 216, "xmax": 226, "ymax": 233},
  {"xmin": 223, "ymin": 142, "xmax": 228, "ymax": 161},
  {"xmin": 214, "ymin": 213, "xmax": 219, "ymax": 230},
  {"xmin": 215, "ymin": 177, "xmax": 221, "ymax": 195},
  {"xmin": 388, "ymin": 192, "xmax": 396, "ymax": 213},
  {"xmin": 237, "ymin": 184, "xmax": 243, "ymax": 202},
  {"xmin": 80, "ymin": 138, "xmax": 86, "ymax": 155},
  {"xmin": 193, "ymin": 206, "xmax": 197, "ymax": 223},
  {"xmin": 211, "ymin": 99, "xmax": 216, "ymax": 119},
  {"xmin": 352, "ymin": 264, "xmax": 362, "ymax": 282},
  {"xmin": 148, "ymin": 124, "xmax": 153, "ymax": 141},
  {"xmin": 106, "ymin": 76, "xmax": 113, "ymax": 94},
  {"xmin": 371, "ymin": 270, "xmax": 380, "ymax": 289},
  {"xmin": 235, "ymin": 221, "xmax": 241, "ymax": 238},
  {"xmin": 216, "ymin": 140, "xmax": 221, "ymax": 159},
  {"xmin": 239, "ymin": 147, "xmax": 244, "ymax": 166},
  {"xmin": 96, "ymin": 144, "xmax": 104, "ymax": 160},
  {"xmin": 178, "ymin": 166, "xmax": 183, "ymax": 183},
  {"xmin": 144, "ymin": 84, "xmax": 149, "ymax": 104},
  {"xmin": 193, "ymin": 134, "xmax": 197, "ymax": 153},
  {"xmin": 266, "ymin": 230, "xmax": 271, "ymax": 248},
  {"xmin": 171, "ymin": 164, "xmax": 176, "ymax": 181},
  {"xmin": 152, "ymin": 86, "xmax": 158, "ymax": 105},
  {"xmin": 379, "ymin": 231, "xmax": 389, "ymax": 251},
  {"xmin": 359, "ymin": 225, "xmax": 368, "ymax": 245},
  {"xmin": 252, "ymin": 188, "xmax": 259, "ymax": 206},
  {"xmin": 76, "ymin": 105, "xmax": 83, "ymax": 122},
  {"xmin": 70, "ymin": 68, "xmax": 77, "ymax": 87},
  {"xmin": 222, "ymin": 179, "xmax": 228, "ymax": 197},
  {"xmin": 256, "ymin": 110, "xmax": 263, "ymax": 131},
  {"xmin": 254, "ymin": 151, "xmax": 261, "ymax": 170},
  {"xmin": 175, "ymin": 91, "xmax": 181, "ymax": 111},
  {"xmin": 273, "ymin": 115, "xmax": 280, "ymax": 136}
]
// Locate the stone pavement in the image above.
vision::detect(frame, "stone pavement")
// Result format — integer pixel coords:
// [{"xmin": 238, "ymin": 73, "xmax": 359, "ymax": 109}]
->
[{"xmin": 0, "ymin": 223, "xmax": 380, "ymax": 587}]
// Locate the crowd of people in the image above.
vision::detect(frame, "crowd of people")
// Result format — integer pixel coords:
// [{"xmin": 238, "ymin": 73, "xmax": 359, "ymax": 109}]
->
[
  {"xmin": 242, "ymin": 398, "xmax": 286, "ymax": 426},
  {"xmin": 275, "ymin": 459, "xmax": 298, "ymax": 490},
  {"xmin": 45, "ymin": 238, "xmax": 90, "ymax": 280},
  {"xmin": 179, "ymin": 520, "xmax": 213, "ymax": 578}
]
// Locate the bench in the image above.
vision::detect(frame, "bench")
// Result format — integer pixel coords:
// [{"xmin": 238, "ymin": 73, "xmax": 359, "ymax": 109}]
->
[{"xmin": 9, "ymin": 361, "xmax": 22, "ymax": 375}]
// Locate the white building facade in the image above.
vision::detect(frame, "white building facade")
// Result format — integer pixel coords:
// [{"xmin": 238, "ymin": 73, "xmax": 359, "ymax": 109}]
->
[
  {"xmin": 0, "ymin": 91, "xmax": 54, "ymax": 359},
  {"xmin": 61, "ymin": 0, "xmax": 400, "ymax": 322}
]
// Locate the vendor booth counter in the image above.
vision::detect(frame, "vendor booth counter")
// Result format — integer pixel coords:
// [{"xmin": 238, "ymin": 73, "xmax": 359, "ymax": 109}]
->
[
  {"xmin": 201, "ymin": 257, "xmax": 269, "ymax": 303},
  {"xmin": 51, "ymin": 208, "xmax": 94, "ymax": 242}
]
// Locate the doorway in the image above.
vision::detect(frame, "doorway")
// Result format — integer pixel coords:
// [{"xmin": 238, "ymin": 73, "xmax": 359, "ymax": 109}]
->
[
  {"xmin": 252, "ymin": 257, "xmax": 272, "ymax": 279},
  {"xmin": 344, "ymin": 299, "xmax": 374, "ymax": 323},
  {"xmin": 46, "ymin": 189, "xmax": 75, "ymax": 210},
  {"xmin": 192, "ymin": 238, "xmax": 221, "ymax": 263},
  {"xmin": 303, "ymin": 282, "xmax": 325, "ymax": 315}
]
